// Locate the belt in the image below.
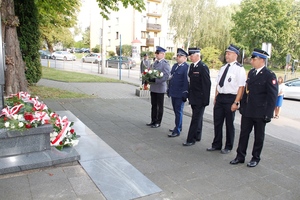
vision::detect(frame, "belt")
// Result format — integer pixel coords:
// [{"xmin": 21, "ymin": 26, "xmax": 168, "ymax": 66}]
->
[{"xmin": 218, "ymin": 93, "xmax": 236, "ymax": 96}]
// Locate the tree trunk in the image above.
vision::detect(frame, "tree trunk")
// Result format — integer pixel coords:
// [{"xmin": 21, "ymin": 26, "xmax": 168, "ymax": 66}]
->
[{"xmin": 1, "ymin": 0, "xmax": 28, "ymax": 96}]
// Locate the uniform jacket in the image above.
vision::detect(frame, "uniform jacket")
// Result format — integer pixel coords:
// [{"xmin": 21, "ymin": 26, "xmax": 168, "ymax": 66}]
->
[
  {"xmin": 188, "ymin": 60, "xmax": 211, "ymax": 106},
  {"xmin": 240, "ymin": 67, "xmax": 278, "ymax": 118},
  {"xmin": 168, "ymin": 62, "xmax": 189, "ymax": 98},
  {"xmin": 150, "ymin": 59, "xmax": 171, "ymax": 93},
  {"xmin": 140, "ymin": 59, "xmax": 151, "ymax": 73}
]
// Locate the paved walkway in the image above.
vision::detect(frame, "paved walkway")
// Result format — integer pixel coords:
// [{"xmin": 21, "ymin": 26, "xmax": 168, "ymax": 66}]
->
[{"xmin": 0, "ymin": 70, "xmax": 300, "ymax": 199}]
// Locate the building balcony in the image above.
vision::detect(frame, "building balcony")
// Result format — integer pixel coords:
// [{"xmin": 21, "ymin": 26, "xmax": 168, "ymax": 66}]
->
[
  {"xmin": 147, "ymin": 11, "xmax": 162, "ymax": 17},
  {"xmin": 147, "ymin": 0, "xmax": 162, "ymax": 3},
  {"xmin": 146, "ymin": 23, "xmax": 161, "ymax": 32},
  {"xmin": 146, "ymin": 38, "xmax": 154, "ymax": 46}
]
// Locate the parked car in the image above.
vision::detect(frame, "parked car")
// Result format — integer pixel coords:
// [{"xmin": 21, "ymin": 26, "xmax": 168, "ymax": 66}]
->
[
  {"xmin": 51, "ymin": 51, "xmax": 76, "ymax": 61},
  {"xmin": 39, "ymin": 50, "xmax": 51, "ymax": 59},
  {"xmin": 81, "ymin": 48, "xmax": 90, "ymax": 53},
  {"xmin": 102, "ymin": 56, "xmax": 136, "ymax": 69},
  {"xmin": 82, "ymin": 53, "xmax": 101, "ymax": 63},
  {"xmin": 283, "ymin": 78, "xmax": 300, "ymax": 100}
]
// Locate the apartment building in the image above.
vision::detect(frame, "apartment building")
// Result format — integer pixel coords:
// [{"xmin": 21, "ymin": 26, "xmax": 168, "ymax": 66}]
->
[{"xmin": 89, "ymin": 0, "xmax": 175, "ymax": 62}]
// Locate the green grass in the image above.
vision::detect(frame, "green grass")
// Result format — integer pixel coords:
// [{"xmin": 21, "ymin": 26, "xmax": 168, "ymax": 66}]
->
[
  {"xmin": 28, "ymin": 66, "xmax": 124, "ymax": 99},
  {"xmin": 42, "ymin": 66, "xmax": 122, "ymax": 83},
  {"xmin": 28, "ymin": 85, "xmax": 94, "ymax": 99}
]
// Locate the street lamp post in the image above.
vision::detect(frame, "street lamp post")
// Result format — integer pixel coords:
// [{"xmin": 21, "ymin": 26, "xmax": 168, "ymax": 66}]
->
[{"xmin": 118, "ymin": 34, "xmax": 122, "ymax": 80}]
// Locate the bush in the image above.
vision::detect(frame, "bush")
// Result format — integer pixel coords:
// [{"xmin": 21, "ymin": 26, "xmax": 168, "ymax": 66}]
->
[
  {"xmin": 108, "ymin": 51, "xmax": 115, "ymax": 57},
  {"xmin": 116, "ymin": 44, "xmax": 132, "ymax": 56},
  {"xmin": 92, "ymin": 45, "xmax": 100, "ymax": 53},
  {"xmin": 201, "ymin": 47, "xmax": 223, "ymax": 69},
  {"xmin": 165, "ymin": 52, "xmax": 174, "ymax": 60},
  {"xmin": 140, "ymin": 51, "xmax": 154, "ymax": 59}
]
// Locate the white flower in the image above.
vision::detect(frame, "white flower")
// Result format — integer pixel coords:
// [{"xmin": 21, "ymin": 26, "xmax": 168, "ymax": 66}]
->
[
  {"xmin": 18, "ymin": 114, "xmax": 24, "ymax": 121},
  {"xmin": 11, "ymin": 124, "xmax": 15, "ymax": 129},
  {"xmin": 50, "ymin": 132, "xmax": 58, "ymax": 137},
  {"xmin": 18, "ymin": 122, "xmax": 24, "ymax": 128},
  {"xmin": 144, "ymin": 69, "xmax": 148, "ymax": 73},
  {"xmin": 148, "ymin": 70, "xmax": 152, "ymax": 74},
  {"xmin": 153, "ymin": 70, "xmax": 157, "ymax": 73},
  {"xmin": 4, "ymin": 122, "xmax": 10, "ymax": 128},
  {"xmin": 13, "ymin": 115, "xmax": 18, "ymax": 120},
  {"xmin": 160, "ymin": 72, "xmax": 164, "ymax": 77}
]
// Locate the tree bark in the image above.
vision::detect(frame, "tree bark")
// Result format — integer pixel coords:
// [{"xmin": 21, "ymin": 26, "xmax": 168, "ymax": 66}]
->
[{"xmin": 1, "ymin": 0, "xmax": 28, "ymax": 96}]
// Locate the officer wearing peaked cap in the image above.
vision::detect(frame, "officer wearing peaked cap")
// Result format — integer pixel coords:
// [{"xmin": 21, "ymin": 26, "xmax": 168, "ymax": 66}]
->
[
  {"xmin": 230, "ymin": 48, "xmax": 278, "ymax": 167},
  {"xmin": 167, "ymin": 48, "xmax": 189, "ymax": 137},
  {"xmin": 182, "ymin": 47, "xmax": 211, "ymax": 146},
  {"xmin": 146, "ymin": 46, "xmax": 171, "ymax": 128},
  {"xmin": 207, "ymin": 44, "xmax": 246, "ymax": 154}
]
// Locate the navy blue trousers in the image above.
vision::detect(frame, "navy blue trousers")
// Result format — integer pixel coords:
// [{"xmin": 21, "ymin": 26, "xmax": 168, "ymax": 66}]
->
[{"xmin": 171, "ymin": 97, "xmax": 184, "ymax": 134}]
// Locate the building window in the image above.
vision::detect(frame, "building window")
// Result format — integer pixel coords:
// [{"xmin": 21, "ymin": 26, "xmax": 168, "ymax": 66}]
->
[
  {"xmin": 116, "ymin": 32, "xmax": 119, "ymax": 39},
  {"xmin": 108, "ymin": 26, "xmax": 111, "ymax": 33},
  {"xmin": 116, "ymin": 17, "xmax": 119, "ymax": 25},
  {"xmin": 141, "ymin": 31, "xmax": 147, "ymax": 39},
  {"xmin": 108, "ymin": 39, "xmax": 111, "ymax": 47},
  {"xmin": 154, "ymin": 32, "xmax": 157, "ymax": 37}
]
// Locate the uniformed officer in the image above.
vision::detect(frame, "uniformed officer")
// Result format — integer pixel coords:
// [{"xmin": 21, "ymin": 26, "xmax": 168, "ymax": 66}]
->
[
  {"xmin": 183, "ymin": 48, "xmax": 211, "ymax": 146},
  {"xmin": 167, "ymin": 48, "xmax": 189, "ymax": 137},
  {"xmin": 207, "ymin": 44, "xmax": 246, "ymax": 154},
  {"xmin": 140, "ymin": 53, "xmax": 151, "ymax": 85},
  {"xmin": 140, "ymin": 54, "xmax": 151, "ymax": 73},
  {"xmin": 146, "ymin": 46, "xmax": 171, "ymax": 128},
  {"xmin": 230, "ymin": 48, "xmax": 278, "ymax": 167}
]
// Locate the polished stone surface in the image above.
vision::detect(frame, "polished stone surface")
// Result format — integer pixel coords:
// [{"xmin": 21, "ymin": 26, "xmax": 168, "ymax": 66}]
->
[
  {"xmin": 57, "ymin": 110, "xmax": 162, "ymax": 200},
  {"xmin": 0, "ymin": 125, "xmax": 52, "ymax": 157},
  {"xmin": 0, "ymin": 147, "xmax": 80, "ymax": 174}
]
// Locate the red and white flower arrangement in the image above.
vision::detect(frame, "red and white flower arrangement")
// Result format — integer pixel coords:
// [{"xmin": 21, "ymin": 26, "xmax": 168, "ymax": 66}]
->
[
  {"xmin": 0, "ymin": 92, "xmax": 78, "ymax": 150},
  {"xmin": 141, "ymin": 69, "xmax": 164, "ymax": 90}
]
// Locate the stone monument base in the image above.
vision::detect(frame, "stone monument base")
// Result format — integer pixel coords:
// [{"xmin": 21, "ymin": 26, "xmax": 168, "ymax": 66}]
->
[
  {"xmin": 135, "ymin": 88, "xmax": 150, "ymax": 97},
  {"xmin": 0, "ymin": 124, "xmax": 80, "ymax": 175}
]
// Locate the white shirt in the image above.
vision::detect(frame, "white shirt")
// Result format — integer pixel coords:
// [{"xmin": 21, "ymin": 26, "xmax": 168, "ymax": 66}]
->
[{"xmin": 216, "ymin": 61, "xmax": 246, "ymax": 94}]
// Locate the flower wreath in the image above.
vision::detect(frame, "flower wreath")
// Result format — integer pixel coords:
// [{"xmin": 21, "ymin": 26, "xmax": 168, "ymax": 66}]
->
[{"xmin": 0, "ymin": 92, "xmax": 78, "ymax": 150}]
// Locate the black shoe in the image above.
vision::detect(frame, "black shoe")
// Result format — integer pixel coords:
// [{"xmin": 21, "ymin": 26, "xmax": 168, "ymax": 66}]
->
[
  {"xmin": 195, "ymin": 139, "xmax": 201, "ymax": 142},
  {"xmin": 168, "ymin": 132, "xmax": 180, "ymax": 137},
  {"xmin": 169, "ymin": 129, "xmax": 174, "ymax": 132},
  {"xmin": 229, "ymin": 158, "xmax": 245, "ymax": 165},
  {"xmin": 182, "ymin": 142, "xmax": 195, "ymax": 146},
  {"xmin": 146, "ymin": 122, "xmax": 155, "ymax": 126},
  {"xmin": 247, "ymin": 161, "xmax": 259, "ymax": 167},
  {"xmin": 206, "ymin": 147, "xmax": 221, "ymax": 151},
  {"xmin": 220, "ymin": 149, "xmax": 231, "ymax": 154},
  {"xmin": 151, "ymin": 124, "xmax": 160, "ymax": 128}
]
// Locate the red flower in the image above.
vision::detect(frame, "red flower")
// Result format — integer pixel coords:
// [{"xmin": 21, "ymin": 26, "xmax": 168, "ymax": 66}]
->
[
  {"xmin": 3, "ymin": 117, "xmax": 7, "ymax": 121},
  {"xmin": 70, "ymin": 129, "xmax": 75, "ymax": 134},
  {"xmin": 59, "ymin": 141, "xmax": 63, "ymax": 145},
  {"xmin": 25, "ymin": 124, "xmax": 31, "ymax": 128},
  {"xmin": 24, "ymin": 113, "xmax": 34, "ymax": 121}
]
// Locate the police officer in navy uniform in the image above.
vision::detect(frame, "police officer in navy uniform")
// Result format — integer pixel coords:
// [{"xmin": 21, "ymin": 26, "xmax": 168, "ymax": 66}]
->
[
  {"xmin": 207, "ymin": 44, "xmax": 246, "ymax": 154},
  {"xmin": 230, "ymin": 48, "xmax": 278, "ymax": 167},
  {"xmin": 146, "ymin": 46, "xmax": 171, "ymax": 128},
  {"xmin": 167, "ymin": 48, "xmax": 189, "ymax": 137},
  {"xmin": 183, "ymin": 48, "xmax": 211, "ymax": 146}
]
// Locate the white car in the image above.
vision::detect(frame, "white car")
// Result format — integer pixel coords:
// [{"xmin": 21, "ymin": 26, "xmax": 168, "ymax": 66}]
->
[
  {"xmin": 283, "ymin": 78, "xmax": 300, "ymax": 100},
  {"xmin": 51, "ymin": 51, "xmax": 76, "ymax": 61},
  {"xmin": 82, "ymin": 53, "xmax": 101, "ymax": 63}
]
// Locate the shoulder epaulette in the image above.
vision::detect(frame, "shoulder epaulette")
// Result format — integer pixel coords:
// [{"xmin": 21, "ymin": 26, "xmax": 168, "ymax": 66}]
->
[{"xmin": 235, "ymin": 62, "xmax": 243, "ymax": 67}]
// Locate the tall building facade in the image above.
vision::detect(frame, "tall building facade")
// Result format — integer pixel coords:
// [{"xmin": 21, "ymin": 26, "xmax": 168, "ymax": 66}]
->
[{"xmin": 89, "ymin": 0, "xmax": 175, "ymax": 62}]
